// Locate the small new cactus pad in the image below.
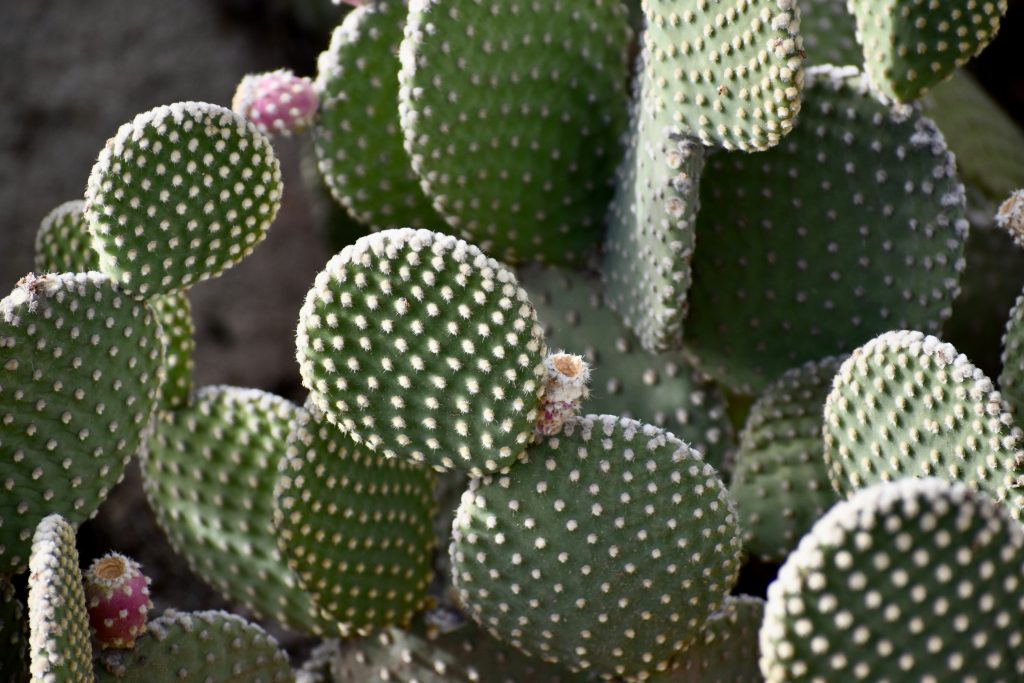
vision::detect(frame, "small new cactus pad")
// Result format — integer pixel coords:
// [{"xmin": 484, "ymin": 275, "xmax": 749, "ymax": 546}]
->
[
  {"xmin": 451, "ymin": 414, "xmax": 742, "ymax": 680},
  {"xmin": 314, "ymin": 1, "xmax": 444, "ymax": 231},
  {"xmin": 823, "ymin": 330, "xmax": 1024, "ymax": 520},
  {"xmin": 397, "ymin": 0, "xmax": 631, "ymax": 264},
  {"xmin": 797, "ymin": 0, "xmax": 860, "ymax": 66},
  {"xmin": 1, "ymin": 574, "xmax": 29, "ymax": 682},
  {"xmin": 93, "ymin": 610, "xmax": 294, "ymax": 682},
  {"xmin": 274, "ymin": 402, "xmax": 437, "ymax": 633},
  {"xmin": 998, "ymin": 288, "xmax": 1024, "ymax": 417},
  {"xmin": 34, "ymin": 200, "xmax": 93, "ymax": 274},
  {"xmin": 0, "ymin": 272, "xmax": 163, "ymax": 573},
  {"xmin": 996, "ymin": 189, "xmax": 1024, "ymax": 248},
  {"xmin": 296, "ymin": 228, "xmax": 548, "ymax": 474},
  {"xmin": 232, "ymin": 69, "xmax": 318, "ymax": 137},
  {"xmin": 533, "ymin": 352, "xmax": 591, "ymax": 437},
  {"xmin": 640, "ymin": 0, "xmax": 804, "ymax": 152},
  {"xmin": 27, "ymin": 515, "xmax": 91, "ymax": 683},
  {"xmin": 665, "ymin": 595, "xmax": 764, "ymax": 683},
  {"xmin": 684, "ymin": 66, "xmax": 968, "ymax": 393},
  {"xmin": 760, "ymin": 478, "xmax": 1024, "ymax": 682},
  {"xmin": 729, "ymin": 356, "xmax": 844, "ymax": 562},
  {"xmin": 141, "ymin": 386, "xmax": 327, "ymax": 633},
  {"xmin": 521, "ymin": 264, "xmax": 734, "ymax": 470},
  {"xmin": 84, "ymin": 553, "xmax": 152, "ymax": 650},
  {"xmin": 84, "ymin": 102, "xmax": 283, "ymax": 297},
  {"xmin": 847, "ymin": 0, "xmax": 1008, "ymax": 102}
]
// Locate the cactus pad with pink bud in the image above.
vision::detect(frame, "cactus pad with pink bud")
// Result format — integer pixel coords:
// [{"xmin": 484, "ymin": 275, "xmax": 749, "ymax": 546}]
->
[
  {"xmin": 232, "ymin": 69, "xmax": 318, "ymax": 137},
  {"xmin": 84, "ymin": 553, "xmax": 153, "ymax": 650}
]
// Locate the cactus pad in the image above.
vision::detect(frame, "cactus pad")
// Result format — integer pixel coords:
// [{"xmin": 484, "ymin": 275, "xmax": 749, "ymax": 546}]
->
[
  {"xmin": 760, "ymin": 478, "xmax": 1024, "ymax": 681},
  {"xmin": 798, "ymin": 0, "xmax": 860, "ymax": 66},
  {"xmin": 397, "ymin": 0, "xmax": 631, "ymax": 264},
  {"xmin": 684, "ymin": 66, "xmax": 968, "ymax": 393},
  {"xmin": 141, "ymin": 386, "xmax": 326, "ymax": 633},
  {"xmin": 1000, "ymin": 289, "xmax": 1024, "ymax": 417},
  {"xmin": 27, "ymin": 515, "xmax": 91, "ymax": 683},
  {"xmin": 147, "ymin": 293, "xmax": 194, "ymax": 409},
  {"xmin": 667, "ymin": 595, "xmax": 764, "ymax": 683},
  {"xmin": 451, "ymin": 414, "xmax": 742, "ymax": 680},
  {"xmin": 1, "ymin": 272, "xmax": 163, "ymax": 573},
  {"xmin": 729, "ymin": 356, "xmax": 843, "ymax": 562},
  {"xmin": 34, "ymin": 200, "xmax": 93, "ymax": 275},
  {"xmin": 274, "ymin": 403, "xmax": 437, "ymax": 633},
  {"xmin": 0, "ymin": 575, "xmax": 28, "ymax": 682},
  {"xmin": 85, "ymin": 102, "xmax": 283, "ymax": 297},
  {"xmin": 296, "ymin": 228, "xmax": 547, "ymax": 474},
  {"xmin": 824, "ymin": 330, "xmax": 1024, "ymax": 520},
  {"xmin": 848, "ymin": 0, "xmax": 1008, "ymax": 102}
]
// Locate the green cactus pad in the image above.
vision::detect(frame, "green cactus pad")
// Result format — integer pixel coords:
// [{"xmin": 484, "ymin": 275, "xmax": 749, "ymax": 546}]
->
[
  {"xmin": 397, "ymin": 0, "xmax": 631, "ymax": 265},
  {"xmin": 1, "ymin": 575, "xmax": 28, "ymax": 682},
  {"xmin": 683, "ymin": 66, "xmax": 969, "ymax": 394},
  {"xmin": 94, "ymin": 609, "xmax": 294, "ymax": 682},
  {"xmin": 760, "ymin": 477, "xmax": 1024, "ymax": 682},
  {"xmin": 314, "ymin": 1, "xmax": 444, "ymax": 232},
  {"xmin": 797, "ymin": 0, "xmax": 860, "ymax": 66},
  {"xmin": 729, "ymin": 356, "xmax": 844, "ymax": 562},
  {"xmin": 27, "ymin": 515, "xmax": 91, "ymax": 683},
  {"xmin": 451, "ymin": 414, "xmax": 742, "ymax": 680},
  {"xmin": 0, "ymin": 272, "xmax": 163, "ymax": 574},
  {"xmin": 824, "ymin": 330, "xmax": 1024, "ymax": 520},
  {"xmin": 520, "ymin": 264, "xmax": 735, "ymax": 470},
  {"xmin": 640, "ymin": 0, "xmax": 804, "ymax": 152},
  {"xmin": 848, "ymin": 0, "xmax": 1008, "ymax": 102},
  {"xmin": 296, "ymin": 228, "xmax": 548, "ymax": 474},
  {"xmin": 665, "ymin": 595, "xmax": 764, "ymax": 683},
  {"xmin": 84, "ymin": 101, "xmax": 283, "ymax": 298},
  {"xmin": 1000, "ymin": 290, "xmax": 1024, "ymax": 417},
  {"xmin": 274, "ymin": 403, "xmax": 437, "ymax": 633},
  {"xmin": 34, "ymin": 200, "xmax": 94, "ymax": 275},
  {"xmin": 147, "ymin": 292, "xmax": 194, "ymax": 410},
  {"xmin": 141, "ymin": 386, "xmax": 327, "ymax": 634}
]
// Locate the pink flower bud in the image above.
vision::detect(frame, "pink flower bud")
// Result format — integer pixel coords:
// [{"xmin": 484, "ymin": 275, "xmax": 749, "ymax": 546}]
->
[
  {"xmin": 232, "ymin": 69, "xmax": 319, "ymax": 137},
  {"xmin": 84, "ymin": 552, "xmax": 153, "ymax": 649}
]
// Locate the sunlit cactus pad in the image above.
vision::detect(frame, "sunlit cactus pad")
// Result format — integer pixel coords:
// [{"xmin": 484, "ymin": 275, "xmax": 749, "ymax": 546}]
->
[
  {"xmin": 451, "ymin": 414, "xmax": 742, "ymax": 681},
  {"xmin": 314, "ymin": 0, "xmax": 443, "ymax": 231},
  {"xmin": 760, "ymin": 478, "xmax": 1024, "ymax": 682},
  {"xmin": 521, "ymin": 264, "xmax": 734, "ymax": 470},
  {"xmin": 848, "ymin": 0, "xmax": 1008, "ymax": 102},
  {"xmin": 141, "ymin": 386, "xmax": 326, "ymax": 634},
  {"xmin": 729, "ymin": 356, "xmax": 843, "ymax": 562},
  {"xmin": 93, "ymin": 610, "xmax": 294, "ymax": 682},
  {"xmin": 274, "ymin": 403, "xmax": 436, "ymax": 633},
  {"xmin": 684, "ymin": 66, "xmax": 968, "ymax": 393},
  {"xmin": 666, "ymin": 595, "xmax": 764, "ymax": 683},
  {"xmin": 397, "ymin": 0, "xmax": 631, "ymax": 264},
  {"xmin": 296, "ymin": 228, "xmax": 547, "ymax": 474},
  {"xmin": 27, "ymin": 515, "xmax": 91, "ymax": 683},
  {"xmin": 85, "ymin": 101, "xmax": 282, "ymax": 297},
  {"xmin": 34, "ymin": 200, "xmax": 93, "ymax": 274},
  {"xmin": 824, "ymin": 330, "xmax": 1024, "ymax": 519},
  {"xmin": 0, "ymin": 272, "xmax": 163, "ymax": 573}
]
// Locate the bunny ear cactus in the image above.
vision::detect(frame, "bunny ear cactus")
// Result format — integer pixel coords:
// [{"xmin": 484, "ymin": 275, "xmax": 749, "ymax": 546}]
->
[
  {"xmin": 665, "ymin": 595, "xmax": 764, "ymax": 683},
  {"xmin": 797, "ymin": 0, "xmax": 860, "ymax": 66},
  {"xmin": 1, "ymin": 575, "xmax": 28, "ymax": 683},
  {"xmin": 999, "ymin": 285, "xmax": 1024, "ymax": 416},
  {"xmin": 232, "ymin": 69, "xmax": 318, "ymax": 137},
  {"xmin": 34, "ymin": 200, "xmax": 94, "ymax": 275}
]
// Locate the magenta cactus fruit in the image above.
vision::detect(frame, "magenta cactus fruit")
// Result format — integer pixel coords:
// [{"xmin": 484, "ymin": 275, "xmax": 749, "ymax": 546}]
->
[
  {"xmin": 84, "ymin": 553, "xmax": 153, "ymax": 650},
  {"xmin": 231, "ymin": 68, "xmax": 318, "ymax": 137}
]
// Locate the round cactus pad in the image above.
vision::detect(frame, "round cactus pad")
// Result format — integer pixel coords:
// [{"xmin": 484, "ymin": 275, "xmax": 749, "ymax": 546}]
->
[
  {"xmin": 0, "ymin": 273, "xmax": 163, "ymax": 574},
  {"xmin": 451, "ymin": 414, "xmax": 742, "ymax": 680},
  {"xmin": 667, "ymin": 595, "xmax": 765, "ymax": 683},
  {"xmin": 397, "ymin": 0, "xmax": 631, "ymax": 264},
  {"xmin": 85, "ymin": 101, "xmax": 282, "ymax": 297},
  {"xmin": 684, "ymin": 66, "xmax": 968, "ymax": 393},
  {"xmin": 296, "ymin": 228, "xmax": 547, "ymax": 474},
  {"xmin": 34, "ymin": 200, "xmax": 94, "ymax": 275},
  {"xmin": 760, "ymin": 478, "xmax": 1024, "ymax": 681}
]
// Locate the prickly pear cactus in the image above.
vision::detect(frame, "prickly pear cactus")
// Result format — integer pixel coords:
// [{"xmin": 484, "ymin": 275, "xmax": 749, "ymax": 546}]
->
[
  {"xmin": 232, "ymin": 69, "xmax": 318, "ymax": 137},
  {"xmin": 667, "ymin": 595, "xmax": 764, "ymax": 683},
  {"xmin": 798, "ymin": 0, "xmax": 860, "ymax": 66},
  {"xmin": 296, "ymin": 228, "xmax": 547, "ymax": 474},
  {"xmin": 33, "ymin": 200, "xmax": 94, "ymax": 275},
  {"xmin": 397, "ymin": 0, "xmax": 631, "ymax": 264},
  {"xmin": 85, "ymin": 102, "xmax": 283, "ymax": 298},
  {"xmin": 1, "ymin": 575, "xmax": 28, "ymax": 682},
  {"xmin": 0, "ymin": 273, "xmax": 164, "ymax": 573},
  {"xmin": 760, "ymin": 478, "xmax": 1024, "ymax": 681},
  {"xmin": 451, "ymin": 414, "xmax": 742, "ymax": 681},
  {"xmin": 27, "ymin": 515, "xmax": 92, "ymax": 683},
  {"xmin": 84, "ymin": 553, "xmax": 152, "ymax": 650},
  {"xmin": 1000, "ymin": 289, "xmax": 1024, "ymax": 417}
]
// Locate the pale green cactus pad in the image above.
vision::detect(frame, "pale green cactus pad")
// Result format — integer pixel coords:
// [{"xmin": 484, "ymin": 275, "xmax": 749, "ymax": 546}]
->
[
  {"xmin": 27, "ymin": 515, "xmax": 91, "ymax": 683},
  {"xmin": 94, "ymin": 610, "xmax": 294, "ymax": 682},
  {"xmin": 664, "ymin": 595, "xmax": 764, "ymax": 683},
  {"xmin": 520, "ymin": 264, "xmax": 735, "ymax": 470},
  {"xmin": 451, "ymin": 414, "xmax": 742, "ymax": 681},
  {"xmin": 147, "ymin": 293, "xmax": 194, "ymax": 410},
  {"xmin": 797, "ymin": 0, "xmax": 860, "ymax": 66},
  {"xmin": 85, "ymin": 101, "xmax": 283, "ymax": 298},
  {"xmin": 824, "ymin": 330, "xmax": 1024, "ymax": 520},
  {"xmin": 683, "ymin": 66, "xmax": 968, "ymax": 393},
  {"xmin": 1000, "ymin": 290, "xmax": 1024, "ymax": 417},
  {"xmin": 296, "ymin": 228, "xmax": 548, "ymax": 474},
  {"xmin": 0, "ymin": 272, "xmax": 163, "ymax": 574},
  {"xmin": 848, "ymin": 0, "xmax": 1008, "ymax": 102},
  {"xmin": 33, "ymin": 200, "xmax": 93, "ymax": 275},
  {"xmin": 729, "ymin": 356, "xmax": 843, "ymax": 562},
  {"xmin": 397, "ymin": 0, "xmax": 631, "ymax": 264},
  {"xmin": 760, "ymin": 478, "xmax": 1024, "ymax": 682},
  {"xmin": 274, "ymin": 403, "xmax": 437, "ymax": 633},
  {"xmin": 314, "ymin": 0, "xmax": 444, "ymax": 231},
  {"xmin": 141, "ymin": 386, "xmax": 327, "ymax": 634}
]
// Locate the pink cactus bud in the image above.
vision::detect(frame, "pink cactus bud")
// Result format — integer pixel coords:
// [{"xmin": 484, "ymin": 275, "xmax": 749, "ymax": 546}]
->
[
  {"xmin": 231, "ymin": 69, "xmax": 319, "ymax": 137},
  {"xmin": 84, "ymin": 552, "xmax": 153, "ymax": 649},
  {"xmin": 534, "ymin": 352, "xmax": 590, "ymax": 436}
]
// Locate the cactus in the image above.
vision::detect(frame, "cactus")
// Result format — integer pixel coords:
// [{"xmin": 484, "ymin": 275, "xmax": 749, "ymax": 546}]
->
[
  {"xmin": 232, "ymin": 69, "xmax": 319, "ymax": 137},
  {"xmin": 0, "ymin": 575, "xmax": 28, "ymax": 682},
  {"xmin": 797, "ymin": 0, "xmax": 860, "ymax": 66},
  {"xmin": 998, "ymin": 286, "xmax": 1024, "ymax": 417},
  {"xmin": 667, "ymin": 595, "xmax": 764, "ymax": 683},
  {"xmin": 83, "ymin": 553, "xmax": 153, "ymax": 650},
  {"xmin": 34, "ymin": 200, "xmax": 95, "ymax": 276}
]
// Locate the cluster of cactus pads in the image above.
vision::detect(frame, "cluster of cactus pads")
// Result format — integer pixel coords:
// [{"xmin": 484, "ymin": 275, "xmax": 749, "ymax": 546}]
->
[{"xmin": 4, "ymin": 0, "xmax": 1024, "ymax": 681}]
